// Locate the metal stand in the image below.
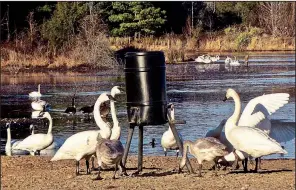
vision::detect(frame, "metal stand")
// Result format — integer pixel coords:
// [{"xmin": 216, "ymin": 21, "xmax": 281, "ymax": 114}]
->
[
  {"xmin": 122, "ymin": 107, "xmax": 194, "ymax": 174},
  {"xmin": 122, "ymin": 125, "xmax": 135, "ymax": 166}
]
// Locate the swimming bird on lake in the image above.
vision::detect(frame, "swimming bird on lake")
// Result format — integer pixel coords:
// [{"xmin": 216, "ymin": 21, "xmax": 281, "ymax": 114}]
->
[
  {"xmin": 225, "ymin": 56, "xmax": 241, "ymax": 66},
  {"xmin": 161, "ymin": 103, "xmax": 182, "ymax": 157},
  {"xmin": 29, "ymin": 124, "xmax": 63, "ymax": 156},
  {"xmin": 219, "ymin": 89, "xmax": 288, "ymax": 172},
  {"xmin": 51, "ymin": 93, "xmax": 113, "ymax": 175},
  {"xmin": 195, "ymin": 55, "xmax": 212, "ymax": 63},
  {"xmin": 14, "ymin": 112, "xmax": 54, "ymax": 155},
  {"xmin": 29, "ymin": 84, "xmax": 42, "ymax": 99},
  {"xmin": 5, "ymin": 123, "xmax": 31, "ymax": 156},
  {"xmin": 179, "ymin": 137, "xmax": 228, "ymax": 177},
  {"xmin": 79, "ymin": 105, "xmax": 94, "ymax": 115},
  {"xmin": 65, "ymin": 94, "xmax": 76, "ymax": 115},
  {"xmin": 210, "ymin": 55, "xmax": 220, "ymax": 62},
  {"xmin": 31, "ymin": 99, "xmax": 50, "ymax": 111}
]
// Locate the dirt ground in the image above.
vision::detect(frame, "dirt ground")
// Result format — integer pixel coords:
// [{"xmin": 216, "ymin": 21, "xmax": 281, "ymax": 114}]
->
[{"xmin": 1, "ymin": 156, "xmax": 295, "ymax": 190}]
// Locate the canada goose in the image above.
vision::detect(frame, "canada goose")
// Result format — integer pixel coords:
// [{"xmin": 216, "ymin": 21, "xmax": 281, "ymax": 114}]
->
[
  {"xmin": 29, "ymin": 84, "xmax": 42, "ymax": 99},
  {"xmin": 94, "ymin": 133, "xmax": 128, "ymax": 180},
  {"xmin": 13, "ymin": 112, "xmax": 54, "ymax": 155},
  {"xmin": 221, "ymin": 89, "xmax": 288, "ymax": 172},
  {"xmin": 51, "ymin": 93, "xmax": 114, "ymax": 175},
  {"xmin": 179, "ymin": 137, "xmax": 228, "ymax": 177},
  {"xmin": 65, "ymin": 94, "xmax": 76, "ymax": 115},
  {"xmin": 5, "ymin": 123, "xmax": 31, "ymax": 156},
  {"xmin": 161, "ymin": 103, "xmax": 182, "ymax": 157},
  {"xmin": 79, "ymin": 105, "xmax": 94, "ymax": 116},
  {"xmin": 149, "ymin": 138, "xmax": 156, "ymax": 148}
]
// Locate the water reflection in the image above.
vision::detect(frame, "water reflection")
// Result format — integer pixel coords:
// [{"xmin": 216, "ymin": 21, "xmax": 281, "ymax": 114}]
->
[{"xmin": 0, "ymin": 52, "xmax": 295, "ymax": 159}]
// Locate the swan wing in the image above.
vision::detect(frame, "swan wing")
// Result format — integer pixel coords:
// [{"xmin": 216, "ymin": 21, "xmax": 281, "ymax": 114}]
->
[
  {"xmin": 51, "ymin": 130, "xmax": 98, "ymax": 161},
  {"xmin": 269, "ymin": 120, "xmax": 295, "ymax": 143},
  {"xmin": 229, "ymin": 126, "xmax": 286, "ymax": 157},
  {"xmin": 238, "ymin": 93, "xmax": 290, "ymax": 127},
  {"xmin": 14, "ymin": 134, "xmax": 50, "ymax": 150}
]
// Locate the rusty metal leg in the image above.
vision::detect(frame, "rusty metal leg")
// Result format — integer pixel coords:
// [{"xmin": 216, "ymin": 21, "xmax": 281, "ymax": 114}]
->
[
  {"xmin": 122, "ymin": 124, "xmax": 135, "ymax": 166},
  {"xmin": 138, "ymin": 125, "xmax": 143, "ymax": 173},
  {"xmin": 169, "ymin": 121, "xmax": 194, "ymax": 173}
]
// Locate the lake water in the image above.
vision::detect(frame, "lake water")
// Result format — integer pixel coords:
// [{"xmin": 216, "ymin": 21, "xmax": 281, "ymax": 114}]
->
[{"xmin": 1, "ymin": 52, "xmax": 295, "ymax": 159}]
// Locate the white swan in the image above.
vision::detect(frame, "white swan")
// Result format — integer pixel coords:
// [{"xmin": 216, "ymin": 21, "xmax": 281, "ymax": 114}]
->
[
  {"xmin": 221, "ymin": 89, "xmax": 288, "ymax": 172},
  {"xmin": 29, "ymin": 125, "xmax": 63, "ymax": 156},
  {"xmin": 5, "ymin": 123, "xmax": 31, "ymax": 156},
  {"xmin": 110, "ymin": 86, "xmax": 125, "ymax": 140},
  {"xmin": 225, "ymin": 56, "xmax": 241, "ymax": 66},
  {"xmin": 207, "ymin": 92, "xmax": 291, "ymax": 148},
  {"xmin": 50, "ymin": 93, "xmax": 113, "ymax": 175},
  {"xmin": 195, "ymin": 55, "xmax": 212, "ymax": 63},
  {"xmin": 161, "ymin": 103, "xmax": 182, "ymax": 157},
  {"xmin": 14, "ymin": 112, "xmax": 54, "ymax": 155},
  {"xmin": 29, "ymin": 84, "xmax": 42, "ymax": 98},
  {"xmin": 31, "ymin": 99, "xmax": 48, "ymax": 111},
  {"xmin": 210, "ymin": 55, "xmax": 220, "ymax": 62},
  {"xmin": 179, "ymin": 137, "xmax": 228, "ymax": 177}
]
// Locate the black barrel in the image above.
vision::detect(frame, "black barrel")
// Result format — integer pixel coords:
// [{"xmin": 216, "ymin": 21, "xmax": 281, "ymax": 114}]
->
[{"xmin": 124, "ymin": 51, "xmax": 167, "ymax": 125}]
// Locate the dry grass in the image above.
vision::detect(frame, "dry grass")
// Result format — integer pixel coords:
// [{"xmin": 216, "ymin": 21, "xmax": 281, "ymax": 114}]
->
[{"xmin": 1, "ymin": 25, "xmax": 294, "ymax": 70}]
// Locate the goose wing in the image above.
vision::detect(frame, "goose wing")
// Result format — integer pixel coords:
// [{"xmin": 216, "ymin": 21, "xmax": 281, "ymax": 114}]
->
[
  {"xmin": 269, "ymin": 120, "xmax": 295, "ymax": 143},
  {"xmin": 238, "ymin": 93, "xmax": 290, "ymax": 127}
]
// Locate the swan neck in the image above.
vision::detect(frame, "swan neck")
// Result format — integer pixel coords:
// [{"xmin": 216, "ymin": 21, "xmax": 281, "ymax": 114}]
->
[
  {"xmin": 38, "ymin": 84, "xmax": 40, "ymax": 93},
  {"xmin": 110, "ymin": 100, "xmax": 119, "ymax": 126},
  {"xmin": 47, "ymin": 115, "xmax": 53, "ymax": 134},
  {"xmin": 110, "ymin": 99, "xmax": 120, "ymax": 140},
  {"xmin": 94, "ymin": 99, "xmax": 108, "ymax": 131},
  {"xmin": 229, "ymin": 92, "xmax": 241, "ymax": 124},
  {"xmin": 6, "ymin": 127, "xmax": 11, "ymax": 152}
]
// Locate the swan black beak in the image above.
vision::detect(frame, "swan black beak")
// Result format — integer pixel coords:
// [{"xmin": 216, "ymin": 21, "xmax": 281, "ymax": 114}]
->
[
  {"xmin": 223, "ymin": 96, "xmax": 228, "ymax": 102},
  {"xmin": 107, "ymin": 94, "xmax": 117, "ymax": 102}
]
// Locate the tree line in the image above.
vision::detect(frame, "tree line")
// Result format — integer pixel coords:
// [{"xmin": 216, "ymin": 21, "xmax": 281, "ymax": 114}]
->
[{"xmin": 1, "ymin": 2, "xmax": 295, "ymax": 61}]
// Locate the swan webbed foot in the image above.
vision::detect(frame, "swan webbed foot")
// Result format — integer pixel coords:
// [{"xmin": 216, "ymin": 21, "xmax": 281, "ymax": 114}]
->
[
  {"xmin": 93, "ymin": 175, "xmax": 103, "ymax": 180},
  {"xmin": 178, "ymin": 168, "xmax": 183, "ymax": 174},
  {"xmin": 120, "ymin": 171, "xmax": 129, "ymax": 177},
  {"xmin": 130, "ymin": 170, "xmax": 141, "ymax": 177}
]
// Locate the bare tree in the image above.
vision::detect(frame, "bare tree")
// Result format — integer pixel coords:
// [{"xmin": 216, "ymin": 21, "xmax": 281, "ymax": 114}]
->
[{"xmin": 258, "ymin": 2, "xmax": 295, "ymax": 37}]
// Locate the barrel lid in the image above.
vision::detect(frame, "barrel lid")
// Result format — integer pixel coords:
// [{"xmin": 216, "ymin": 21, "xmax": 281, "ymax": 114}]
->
[{"xmin": 125, "ymin": 51, "xmax": 164, "ymax": 58}]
